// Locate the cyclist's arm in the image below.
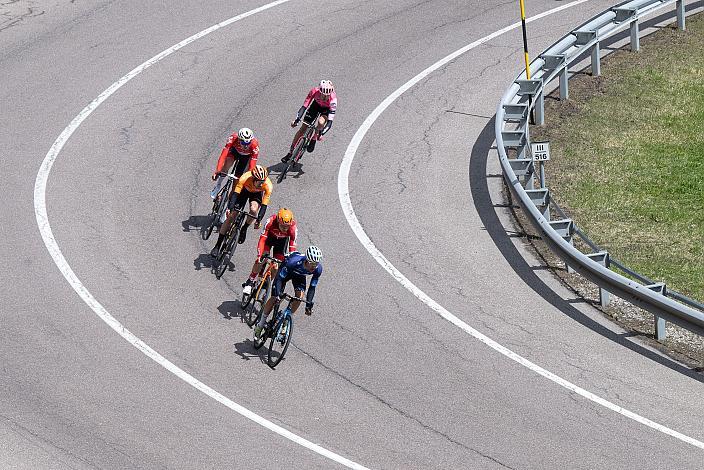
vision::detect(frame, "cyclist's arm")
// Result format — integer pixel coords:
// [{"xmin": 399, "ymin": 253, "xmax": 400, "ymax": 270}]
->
[
  {"xmin": 320, "ymin": 120, "xmax": 333, "ymax": 136},
  {"xmin": 256, "ymin": 180, "xmax": 272, "ymax": 222},
  {"xmin": 305, "ymin": 265, "xmax": 322, "ymax": 306},
  {"xmin": 234, "ymin": 172, "xmax": 248, "ymax": 194},
  {"xmin": 256, "ymin": 204, "xmax": 268, "ymax": 223},
  {"xmin": 256, "ymin": 217, "xmax": 273, "ymax": 259},
  {"xmin": 288, "ymin": 223, "xmax": 298, "ymax": 253},
  {"xmin": 294, "ymin": 106, "xmax": 306, "ymax": 122},
  {"xmin": 215, "ymin": 134, "xmax": 236, "ymax": 173},
  {"xmin": 247, "ymin": 141, "xmax": 260, "ymax": 171}
]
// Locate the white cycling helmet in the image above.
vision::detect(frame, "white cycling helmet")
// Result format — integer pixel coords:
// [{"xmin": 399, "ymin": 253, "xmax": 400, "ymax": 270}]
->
[
  {"xmin": 305, "ymin": 245, "xmax": 323, "ymax": 263},
  {"xmin": 237, "ymin": 127, "xmax": 253, "ymax": 144},
  {"xmin": 319, "ymin": 80, "xmax": 334, "ymax": 95}
]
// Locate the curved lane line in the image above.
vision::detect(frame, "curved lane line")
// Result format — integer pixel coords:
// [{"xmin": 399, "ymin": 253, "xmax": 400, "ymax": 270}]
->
[
  {"xmin": 34, "ymin": 2, "xmax": 369, "ymax": 469},
  {"xmin": 338, "ymin": 0, "xmax": 704, "ymax": 451}
]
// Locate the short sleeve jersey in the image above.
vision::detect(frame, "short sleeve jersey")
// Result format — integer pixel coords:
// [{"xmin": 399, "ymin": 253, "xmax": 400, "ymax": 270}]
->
[
  {"xmin": 302, "ymin": 87, "xmax": 337, "ymax": 121},
  {"xmin": 234, "ymin": 170, "xmax": 273, "ymax": 205}
]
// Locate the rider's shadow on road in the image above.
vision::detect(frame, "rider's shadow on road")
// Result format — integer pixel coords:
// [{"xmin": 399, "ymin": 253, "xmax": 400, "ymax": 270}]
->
[
  {"xmin": 181, "ymin": 215, "xmax": 210, "ymax": 234},
  {"xmin": 233, "ymin": 338, "xmax": 267, "ymax": 363},
  {"xmin": 267, "ymin": 162, "xmax": 306, "ymax": 180},
  {"xmin": 217, "ymin": 300, "xmax": 241, "ymax": 321},
  {"xmin": 193, "ymin": 253, "xmax": 217, "ymax": 271}
]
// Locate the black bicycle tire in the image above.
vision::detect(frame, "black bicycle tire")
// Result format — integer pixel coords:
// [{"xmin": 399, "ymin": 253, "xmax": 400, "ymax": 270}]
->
[
  {"xmin": 267, "ymin": 315, "xmax": 293, "ymax": 368},
  {"xmin": 253, "ymin": 317, "xmax": 268, "ymax": 349},
  {"xmin": 215, "ymin": 236, "xmax": 236, "ymax": 279},
  {"xmin": 245, "ymin": 277, "xmax": 268, "ymax": 326},
  {"xmin": 277, "ymin": 135, "xmax": 307, "ymax": 183},
  {"xmin": 253, "ymin": 300, "xmax": 278, "ymax": 349}
]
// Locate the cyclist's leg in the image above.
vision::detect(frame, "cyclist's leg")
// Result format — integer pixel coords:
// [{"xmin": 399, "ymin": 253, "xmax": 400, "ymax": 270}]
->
[
  {"xmin": 212, "ymin": 191, "xmax": 246, "ymax": 253},
  {"xmin": 212, "ymin": 154, "xmax": 235, "ymax": 198},
  {"xmin": 257, "ymin": 274, "xmax": 287, "ymax": 329},
  {"xmin": 288, "ymin": 274, "xmax": 307, "ymax": 314},
  {"xmin": 246, "ymin": 241, "xmax": 270, "ymax": 286},
  {"xmin": 238, "ymin": 197, "xmax": 259, "ymax": 244},
  {"xmin": 270, "ymin": 238, "xmax": 287, "ymax": 279}
]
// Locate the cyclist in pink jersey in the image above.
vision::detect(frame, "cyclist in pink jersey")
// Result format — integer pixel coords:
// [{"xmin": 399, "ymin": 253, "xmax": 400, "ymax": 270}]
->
[{"xmin": 282, "ymin": 80, "xmax": 337, "ymax": 162}]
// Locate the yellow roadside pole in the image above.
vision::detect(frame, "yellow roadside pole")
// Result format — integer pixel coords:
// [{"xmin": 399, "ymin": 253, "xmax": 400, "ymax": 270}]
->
[{"xmin": 519, "ymin": 0, "xmax": 531, "ymax": 79}]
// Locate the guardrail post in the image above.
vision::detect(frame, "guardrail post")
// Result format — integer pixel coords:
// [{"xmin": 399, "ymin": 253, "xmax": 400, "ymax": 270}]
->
[
  {"xmin": 677, "ymin": 0, "xmax": 686, "ymax": 30},
  {"xmin": 630, "ymin": 20, "xmax": 640, "ymax": 52},
  {"xmin": 591, "ymin": 42, "xmax": 601, "ymax": 76},
  {"xmin": 559, "ymin": 68, "xmax": 568, "ymax": 100},
  {"xmin": 586, "ymin": 252, "xmax": 610, "ymax": 306},
  {"xmin": 646, "ymin": 283, "xmax": 667, "ymax": 341},
  {"xmin": 535, "ymin": 91, "xmax": 545, "ymax": 125}
]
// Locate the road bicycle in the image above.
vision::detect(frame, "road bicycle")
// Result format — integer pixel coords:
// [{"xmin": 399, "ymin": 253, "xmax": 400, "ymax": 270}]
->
[
  {"xmin": 202, "ymin": 171, "xmax": 237, "ymax": 241},
  {"xmin": 253, "ymin": 292, "xmax": 311, "ymax": 368},
  {"xmin": 213, "ymin": 206, "xmax": 250, "ymax": 280},
  {"xmin": 277, "ymin": 111, "xmax": 321, "ymax": 184},
  {"xmin": 241, "ymin": 254, "xmax": 283, "ymax": 327}
]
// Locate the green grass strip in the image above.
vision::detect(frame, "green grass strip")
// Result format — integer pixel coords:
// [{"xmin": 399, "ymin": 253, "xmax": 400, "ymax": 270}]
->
[{"xmin": 531, "ymin": 15, "xmax": 704, "ymax": 301}]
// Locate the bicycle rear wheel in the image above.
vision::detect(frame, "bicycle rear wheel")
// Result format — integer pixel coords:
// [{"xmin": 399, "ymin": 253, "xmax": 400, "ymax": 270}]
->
[
  {"xmin": 267, "ymin": 315, "xmax": 293, "ymax": 368},
  {"xmin": 253, "ymin": 321, "xmax": 269, "ymax": 349},
  {"xmin": 245, "ymin": 278, "xmax": 269, "ymax": 327},
  {"xmin": 277, "ymin": 136, "xmax": 307, "ymax": 183}
]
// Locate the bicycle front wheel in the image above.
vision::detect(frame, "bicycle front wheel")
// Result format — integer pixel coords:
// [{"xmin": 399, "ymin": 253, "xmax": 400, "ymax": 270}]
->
[
  {"xmin": 245, "ymin": 279, "xmax": 268, "ymax": 327},
  {"xmin": 267, "ymin": 315, "xmax": 293, "ymax": 368},
  {"xmin": 215, "ymin": 235, "xmax": 236, "ymax": 279}
]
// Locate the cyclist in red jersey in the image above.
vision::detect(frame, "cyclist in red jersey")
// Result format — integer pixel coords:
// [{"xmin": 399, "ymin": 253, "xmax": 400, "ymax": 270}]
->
[
  {"xmin": 210, "ymin": 127, "xmax": 260, "ymax": 199},
  {"xmin": 242, "ymin": 208, "xmax": 297, "ymax": 296},
  {"xmin": 282, "ymin": 80, "xmax": 337, "ymax": 162}
]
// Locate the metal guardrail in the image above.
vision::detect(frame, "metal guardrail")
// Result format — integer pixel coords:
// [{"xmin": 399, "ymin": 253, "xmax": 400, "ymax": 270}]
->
[{"xmin": 495, "ymin": 0, "xmax": 704, "ymax": 341}]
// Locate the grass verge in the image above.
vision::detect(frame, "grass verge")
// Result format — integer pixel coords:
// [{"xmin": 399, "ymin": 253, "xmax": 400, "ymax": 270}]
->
[{"xmin": 531, "ymin": 17, "xmax": 704, "ymax": 302}]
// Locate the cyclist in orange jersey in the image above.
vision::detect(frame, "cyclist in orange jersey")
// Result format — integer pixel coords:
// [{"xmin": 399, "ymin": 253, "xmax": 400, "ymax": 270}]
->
[{"xmin": 210, "ymin": 165, "xmax": 273, "ymax": 256}]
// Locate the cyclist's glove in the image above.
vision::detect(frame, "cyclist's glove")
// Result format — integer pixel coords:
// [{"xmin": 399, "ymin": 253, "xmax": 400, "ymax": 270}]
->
[
  {"xmin": 295, "ymin": 106, "xmax": 306, "ymax": 121},
  {"xmin": 320, "ymin": 120, "xmax": 333, "ymax": 136}
]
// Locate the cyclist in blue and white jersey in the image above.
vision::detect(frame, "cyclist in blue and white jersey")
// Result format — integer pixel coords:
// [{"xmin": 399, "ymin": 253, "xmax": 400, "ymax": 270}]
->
[{"xmin": 254, "ymin": 246, "xmax": 323, "ymax": 338}]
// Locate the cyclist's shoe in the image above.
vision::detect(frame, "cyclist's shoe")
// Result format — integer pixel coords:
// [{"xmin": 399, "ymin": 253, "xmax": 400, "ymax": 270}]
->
[
  {"xmin": 254, "ymin": 325, "xmax": 263, "ymax": 338},
  {"xmin": 281, "ymin": 152, "xmax": 292, "ymax": 163},
  {"xmin": 279, "ymin": 322, "xmax": 288, "ymax": 337},
  {"xmin": 307, "ymin": 139, "xmax": 316, "ymax": 153},
  {"xmin": 238, "ymin": 227, "xmax": 248, "ymax": 244},
  {"xmin": 210, "ymin": 246, "xmax": 219, "ymax": 258},
  {"xmin": 242, "ymin": 279, "xmax": 253, "ymax": 296}
]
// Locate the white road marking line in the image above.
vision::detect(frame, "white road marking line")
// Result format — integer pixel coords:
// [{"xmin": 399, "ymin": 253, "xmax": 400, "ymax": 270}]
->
[
  {"xmin": 337, "ymin": 0, "xmax": 704, "ymax": 451},
  {"xmin": 33, "ymin": 2, "xmax": 369, "ymax": 468}
]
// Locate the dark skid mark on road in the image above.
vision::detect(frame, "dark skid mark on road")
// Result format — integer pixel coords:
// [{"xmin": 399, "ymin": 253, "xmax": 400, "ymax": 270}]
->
[
  {"xmin": 468, "ymin": 117, "xmax": 703, "ymax": 383},
  {"xmin": 291, "ymin": 344, "xmax": 517, "ymax": 469}
]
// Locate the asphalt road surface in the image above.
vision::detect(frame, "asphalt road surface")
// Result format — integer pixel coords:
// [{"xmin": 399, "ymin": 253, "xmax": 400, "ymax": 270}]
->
[{"xmin": 2, "ymin": 0, "xmax": 703, "ymax": 468}]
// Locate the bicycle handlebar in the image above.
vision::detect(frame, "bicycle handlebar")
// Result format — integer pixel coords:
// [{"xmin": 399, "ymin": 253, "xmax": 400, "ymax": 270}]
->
[
  {"xmin": 216, "ymin": 171, "xmax": 239, "ymax": 179},
  {"xmin": 260, "ymin": 253, "xmax": 284, "ymax": 264},
  {"xmin": 279, "ymin": 292, "xmax": 313, "ymax": 308}
]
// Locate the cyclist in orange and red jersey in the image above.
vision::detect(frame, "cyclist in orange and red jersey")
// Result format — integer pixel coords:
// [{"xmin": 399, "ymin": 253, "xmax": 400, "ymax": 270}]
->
[
  {"xmin": 282, "ymin": 80, "xmax": 337, "ymax": 162},
  {"xmin": 210, "ymin": 127, "xmax": 260, "ymax": 199},
  {"xmin": 241, "ymin": 207, "xmax": 297, "ymax": 296},
  {"xmin": 210, "ymin": 165, "xmax": 273, "ymax": 256}
]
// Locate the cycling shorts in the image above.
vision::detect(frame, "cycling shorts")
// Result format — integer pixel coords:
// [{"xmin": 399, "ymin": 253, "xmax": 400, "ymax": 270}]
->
[
  {"xmin": 228, "ymin": 150, "xmax": 252, "ymax": 178},
  {"xmin": 263, "ymin": 235, "xmax": 287, "ymax": 261},
  {"xmin": 272, "ymin": 273, "xmax": 306, "ymax": 298},
  {"xmin": 229, "ymin": 188, "xmax": 263, "ymax": 210},
  {"xmin": 304, "ymin": 100, "xmax": 330, "ymax": 124}
]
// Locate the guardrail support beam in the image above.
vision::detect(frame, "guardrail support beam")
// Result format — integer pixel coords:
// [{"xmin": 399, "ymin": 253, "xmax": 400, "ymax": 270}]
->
[
  {"xmin": 535, "ymin": 91, "xmax": 545, "ymax": 125},
  {"xmin": 677, "ymin": 0, "xmax": 686, "ymax": 30},
  {"xmin": 559, "ymin": 68, "xmax": 568, "ymax": 100},
  {"xmin": 630, "ymin": 20, "xmax": 640, "ymax": 52},
  {"xmin": 591, "ymin": 42, "xmax": 601, "ymax": 76},
  {"xmin": 586, "ymin": 252, "xmax": 611, "ymax": 306},
  {"xmin": 525, "ymin": 189, "xmax": 550, "ymax": 220},
  {"xmin": 646, "ymin": 283, "xmax": 667, "ymax": 341}
]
